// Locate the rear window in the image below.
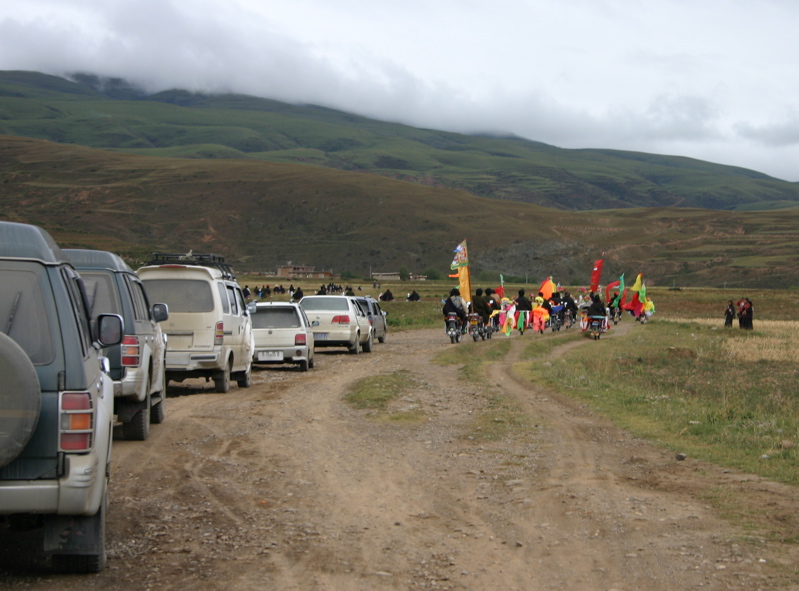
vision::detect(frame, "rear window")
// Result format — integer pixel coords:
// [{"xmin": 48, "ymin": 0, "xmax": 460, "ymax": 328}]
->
[
  {"xmin": 300, "ymin": 297, "xmax": 349, "ymax": 312},
  {"xmin": 252, "ymin": 307, "xmax": 301, "ymax": 329},
  {"xmin": 141, "ymin": 279, "xmax": 214, "ymax": 313},
  {"xmin": 0, "ymin": 266, "xmax": 54, "ymax": 364},
  {"xmin": 79, "ymin": 271, "xmax": 120, "ymax": 316}
]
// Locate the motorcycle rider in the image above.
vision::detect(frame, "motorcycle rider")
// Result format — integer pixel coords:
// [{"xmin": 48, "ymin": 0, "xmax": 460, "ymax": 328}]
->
[
  {"xmin": 515, "ymin": 288, "xmax": 533, "ymax": 334},
  {"xmin": 443, "ymin": 288, "xmax": 468, "ymax": 333}
]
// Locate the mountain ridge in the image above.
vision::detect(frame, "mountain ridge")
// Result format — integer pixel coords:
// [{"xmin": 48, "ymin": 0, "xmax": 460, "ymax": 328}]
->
[{"xmin": 1, "ymin": 70, "xmax": 797, "ymax": 212}]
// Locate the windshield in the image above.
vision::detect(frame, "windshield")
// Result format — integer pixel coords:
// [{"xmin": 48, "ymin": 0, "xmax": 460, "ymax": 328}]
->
[
  {"xmin": 300, "ymin": 297, "xmax": 349, "ymax": 312},
  {"xmin": 141, "ymin": 279, "xmax": 214, "ymax": 313},
  {"xmin": 252, "ymin": 307, "xmax": 301, "ymax": 329},
  {"xmin": 0, "ymin": 265, "xmax": 54, "ymax": 364}
]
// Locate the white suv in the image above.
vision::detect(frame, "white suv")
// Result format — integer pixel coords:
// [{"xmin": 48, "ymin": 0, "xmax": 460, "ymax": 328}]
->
[
  {"xmin": 137, "ymin": 253, "xmax": 253, "ymax": 393},
  {"xmin": 300, "ymin": 295, "xmax": 373, "ymax": 354}
]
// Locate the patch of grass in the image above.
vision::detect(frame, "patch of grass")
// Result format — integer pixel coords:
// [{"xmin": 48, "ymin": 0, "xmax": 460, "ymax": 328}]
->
[
  {"xmin": 345, "ymin": 370, "xmax": 426, "ymax": 422},
  {"xmin": 529, "ymin": 320, "xmax": 799, "ymax": 486}
]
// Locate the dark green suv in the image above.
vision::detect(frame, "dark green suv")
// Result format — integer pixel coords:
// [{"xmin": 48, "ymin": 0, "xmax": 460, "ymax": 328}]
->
[
  {"xmin": 65, "ymin": 249, "xmax": 169, "ymax": 441},
  {"xmin": 0, "ymin": 222, "xmax": 122, "ymax": 573}
]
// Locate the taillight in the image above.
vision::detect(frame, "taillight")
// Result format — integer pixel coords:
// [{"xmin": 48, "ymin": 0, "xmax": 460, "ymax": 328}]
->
[
  {"xmin": 59, "ymin": 392, "xmax": 94, "ymax": 452},
  {"xmin": 331, "ymin": 315, "xmax": 350, "ymax": 324},
  {"xmin": 121, "ymin": 335, "xmax": 140, "ymax": 367},
  {"xmin": 295, "ymin": 333, "xmax": 307, "ymax": 346},
  {"xmin": 215, "ymin": 321, "xmax": 224, "ymax": 345}
]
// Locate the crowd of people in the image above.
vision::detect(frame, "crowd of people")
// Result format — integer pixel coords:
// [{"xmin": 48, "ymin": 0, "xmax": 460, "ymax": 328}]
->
[{"xmin": 726, "ymin": 298, "xmax": 754, "ymax": 329}]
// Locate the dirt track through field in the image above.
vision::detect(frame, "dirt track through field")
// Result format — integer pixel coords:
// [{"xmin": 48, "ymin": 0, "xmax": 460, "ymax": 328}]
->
[{"xmin": 2, "ymin": 324, "xmax": 798, "ymax": 590}]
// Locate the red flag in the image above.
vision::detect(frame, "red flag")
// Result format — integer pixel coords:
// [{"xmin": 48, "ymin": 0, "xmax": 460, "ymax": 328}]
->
[
  {"xmin": 590, "ymin": 258, "xmax": 604, "ymax": 293},
  {"xmin": 605, "ymin": 280, "xmax": 620, "ymax": 303}
]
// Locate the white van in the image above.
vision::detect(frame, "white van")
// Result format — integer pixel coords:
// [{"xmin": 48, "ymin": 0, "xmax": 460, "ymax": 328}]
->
[{"xmin": 137, "ymin": 253, "xmax": 253, "ymax": 393}]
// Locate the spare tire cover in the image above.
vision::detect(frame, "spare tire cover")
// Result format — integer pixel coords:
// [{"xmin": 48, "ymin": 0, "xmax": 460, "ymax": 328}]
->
[{"xmin": 0, "ymin": 332, "xmax": 41, "ymax": 468}]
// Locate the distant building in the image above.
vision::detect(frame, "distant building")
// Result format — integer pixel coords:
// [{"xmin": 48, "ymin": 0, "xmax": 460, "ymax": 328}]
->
[
  {"xmin": 276, "ymin": 264, "xmax": 336, "ymax": 280},
  {"xmin": 371, "ymin": 272, "xmax": 427, "ymax": 281}
]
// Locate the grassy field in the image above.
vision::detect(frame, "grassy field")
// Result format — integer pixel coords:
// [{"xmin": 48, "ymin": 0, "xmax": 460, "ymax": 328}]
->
[{"xmin": 523, "ymin": 317, "xmax": 799, "ymax": 486}]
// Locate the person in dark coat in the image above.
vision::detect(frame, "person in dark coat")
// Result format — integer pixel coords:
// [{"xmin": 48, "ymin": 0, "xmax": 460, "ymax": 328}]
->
[{"xmin": 724, "ymin": 300, "xmax": 735, "ymax": 327}]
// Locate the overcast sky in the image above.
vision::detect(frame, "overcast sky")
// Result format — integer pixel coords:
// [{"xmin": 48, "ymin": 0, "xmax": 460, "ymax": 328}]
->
[{"xmin": 2, "ymin": 0, "xmax": 798, "ymax": 181}]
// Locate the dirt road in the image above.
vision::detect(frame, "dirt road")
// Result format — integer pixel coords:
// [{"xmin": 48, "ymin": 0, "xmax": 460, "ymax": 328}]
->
[{"xmin": 2, "ymin": 326, "xmax": 798, "ymax": 590}]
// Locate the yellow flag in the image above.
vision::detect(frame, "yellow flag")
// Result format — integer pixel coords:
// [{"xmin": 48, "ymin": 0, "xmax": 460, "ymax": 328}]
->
[{"xmin": 630, "ymin": 273, "xmax": 643, "ymax": 292}]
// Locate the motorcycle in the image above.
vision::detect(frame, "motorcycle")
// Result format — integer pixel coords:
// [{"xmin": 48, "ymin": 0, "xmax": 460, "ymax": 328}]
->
[
  {"xmin": 588, "ymin": 315, "xmax": 607, "ymax": 340},
  {"xmin": 445, "ymin": 312, "xmax": 462, "ymax": 344},
  {"xmin": 610, "ymin": 306, "xmax": 622, "ymax": 325}
]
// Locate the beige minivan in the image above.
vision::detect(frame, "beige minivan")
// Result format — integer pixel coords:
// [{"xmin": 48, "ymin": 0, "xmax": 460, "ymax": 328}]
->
[{"xmin": 137, "ymin": 253, "xmax": 253, "ymax": 393}]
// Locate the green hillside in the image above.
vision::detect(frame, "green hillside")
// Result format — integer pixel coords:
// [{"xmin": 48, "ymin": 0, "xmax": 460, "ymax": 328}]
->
[
  {"xmin": 2, "ymin": 135, "xmax": 798, "ymax": 288},
  {"xmin": 2, "ymin": 71, "xmax": 798, "ymax": 211}
]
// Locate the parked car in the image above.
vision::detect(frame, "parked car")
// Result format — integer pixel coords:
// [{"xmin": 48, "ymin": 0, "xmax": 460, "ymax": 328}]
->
[
  {"xmin": 250, "ymin": 301, "xmax": 315, "ymax": 371},
  {"xmin": 354, "ymin": 296, "xmax": 388, "ymax": 343},
  {"xmin": 0, "ymin": 221, "xmax": 123, "ymax": 573},
  {"xmin": 64, "ymin": 249, "xmax": 169, "ymax": 441},
  {"xmin": 137, "ymin": 253, "xmax": 253, "ymax": 393},
  {"xmin": 299, "ymin": 295, "xmax": 373, "ymax": 354}
]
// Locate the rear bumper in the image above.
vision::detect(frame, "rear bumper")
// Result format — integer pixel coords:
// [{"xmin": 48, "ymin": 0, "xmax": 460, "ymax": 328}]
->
[
  {"xmin": 253, "ymin": 346, "xmax": 310, "ymax": 364},
  {"xmin": 165, "ymin": 349, "xmax": 223, "ymax": 372},
  {"xmin": 0, "ymin": 453, "xmax": 106, "ymax": 516}
]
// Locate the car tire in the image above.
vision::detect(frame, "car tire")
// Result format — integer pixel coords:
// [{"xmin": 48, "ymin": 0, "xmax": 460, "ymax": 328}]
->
[
  {"xmin": 123, "ymin": 392, "xmax": 150, "ymax": 441},
  {"xmin": 150, "ymin": 398, "xmax": 165, "ymax": 424},
  {"xmin": 308, "ymin": 354, "xmax": 315, "ymax": 369},
  {"xmin": 298, "ymin": 359, "xmax": 309, "ymax": 372},
  {"xmin": 215, "ymin": 360, "xmax": 231, "ymax": 393},
  {"xmin": 348, "ymin": 334, "xmax": 361, "ymax": 354},
  {"xmin": 0, "ymin": 332, "xmax": 42, "ymax": 468},
  {"xmin": 236, "ymin": 362, "xmax": 252, "ymax": 388},
  {"xmin": 363, "ymin": 331, "xmax": 373, "ymax": 353}
]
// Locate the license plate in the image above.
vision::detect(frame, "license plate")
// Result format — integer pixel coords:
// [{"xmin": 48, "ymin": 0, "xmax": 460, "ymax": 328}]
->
[
  {"xmin": 258, "ymin": 351, "xmax": 283, "ymax": 361},
  {"xmin": 314, "ymin": 332, "xmax": 328, "ymax": 340}
]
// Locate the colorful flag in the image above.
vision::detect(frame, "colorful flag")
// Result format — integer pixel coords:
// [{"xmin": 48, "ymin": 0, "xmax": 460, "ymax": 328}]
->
[
  {"xmin": 450, "ymin": 240, "xmax": 468, "ymax": 269},
  {"xmin": 630, "ymin": 273, "xmax": 643, "ymax": 292},
  {"xmin": 539, "ymin": 277, "xmax": 556, "ymax": 300},
  {"xmin": 450, "ymin": 240, "xmax": 471, "ymax": 304},
  {"xmin": 590, "ymin": 257, "xmax": 604, "ymax": 293},
  {"xmin": 607, "ymin": 273, "xmax": 625, "ymax": 306}
]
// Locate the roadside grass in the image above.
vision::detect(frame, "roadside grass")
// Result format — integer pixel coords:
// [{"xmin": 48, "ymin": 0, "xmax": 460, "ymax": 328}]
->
[
  {"xmin": 345, "ymin": 370, "xmax": 426, "ymax": 422},
  {"xmin": 528, "ymin": 319, "xmax": 799, "ymax": 486}
]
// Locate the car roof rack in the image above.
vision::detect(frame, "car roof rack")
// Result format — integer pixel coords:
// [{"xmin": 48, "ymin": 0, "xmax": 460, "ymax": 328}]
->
[{"xmin": 147, "ymin": 252, "xmax": 236, "ymax": 280}]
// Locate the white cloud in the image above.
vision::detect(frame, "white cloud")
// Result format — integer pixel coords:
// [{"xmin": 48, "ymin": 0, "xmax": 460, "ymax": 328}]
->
[{"xmin": 1, "ymin": 0, "xmax": 799, "ymax": 181}]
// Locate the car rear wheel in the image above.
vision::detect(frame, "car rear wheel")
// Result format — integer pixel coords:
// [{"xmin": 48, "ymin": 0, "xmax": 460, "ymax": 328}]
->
[
  {"xmin": 215, "ymin": 360, "xmax": 231, "ymax": 393},
  {"xmin": 363, "ymin": 331, "xmax": 374, "ymax": 353},
  {"xmin": 298, "ymin": 359, "xmax": 309, "ymax": 372},
  {"xmin": 123, "ymin": 391, "xmax": 150, "ymax": 441},
  {"xmin": 0, "ymin": 333, "xmax": 42, "ymax": 468},
  {"xmin": 348, "ymin": 334, "xmax": 361, "ymax": 354},
  {"xmin": 236, "ymin": 362, "xmax": 252, "ymax": 388}
]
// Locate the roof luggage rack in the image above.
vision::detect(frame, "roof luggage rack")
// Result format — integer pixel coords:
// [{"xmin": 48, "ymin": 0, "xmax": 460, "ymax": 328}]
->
[{"xmin": 147, "ymin": 252, "xmax": 236, "ymax": 280}]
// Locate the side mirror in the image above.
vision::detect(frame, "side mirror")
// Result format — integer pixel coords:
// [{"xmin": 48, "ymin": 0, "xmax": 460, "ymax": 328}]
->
[
  {"xmin": 96, "ymin": 314, "xmax": 123, "ymax": 347},
  {"xmin": 152, "ymin": 303, "xmax": 169, "ymax": 323}
]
